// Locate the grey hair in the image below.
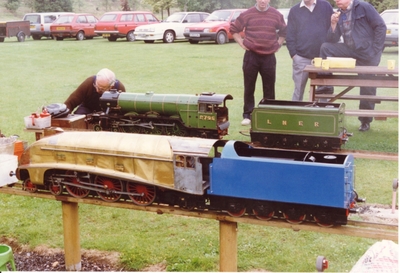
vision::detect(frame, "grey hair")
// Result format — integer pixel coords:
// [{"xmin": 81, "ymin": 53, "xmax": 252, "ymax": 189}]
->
[{"xmin": 96, "ymin": 68, "xmax": 116, "ymax": 86}]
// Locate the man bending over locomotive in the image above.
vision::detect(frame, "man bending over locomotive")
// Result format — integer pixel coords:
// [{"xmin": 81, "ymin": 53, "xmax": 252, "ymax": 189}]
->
[{"xmin": 64, "ymin": 68, "xmax": 126, "ymax": 115}]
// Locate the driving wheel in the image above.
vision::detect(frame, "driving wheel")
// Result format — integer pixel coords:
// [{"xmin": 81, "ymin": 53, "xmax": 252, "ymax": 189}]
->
[
  {"xmin": 65, "ymin": 171, "xmax": 90, "ymax": 198},
  {"xmin": 126, "ymin": 182, "xmax": 156, "ymax": 206},
  {"xmin": 94, "ymin": 175, "xmax": 123, "ymax": 202}
]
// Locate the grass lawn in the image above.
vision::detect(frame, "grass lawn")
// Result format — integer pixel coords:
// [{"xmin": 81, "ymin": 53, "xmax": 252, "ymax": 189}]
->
[{"xmin": 0, "ymin": 37, "xmax": 398, "ymax": 271}]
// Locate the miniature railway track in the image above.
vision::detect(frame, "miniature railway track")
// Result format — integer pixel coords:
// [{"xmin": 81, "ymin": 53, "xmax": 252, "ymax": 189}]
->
[
  {"xmin": 0, "ymin": 186, "xmax": 397, "ymax": 242},
  {"xmin": 337, "ymin": 149, "xmax": 398, "ymax": 161},
  {"xmin": 248, "ymin": 140, "xmax": 398, "ymax": 161}
]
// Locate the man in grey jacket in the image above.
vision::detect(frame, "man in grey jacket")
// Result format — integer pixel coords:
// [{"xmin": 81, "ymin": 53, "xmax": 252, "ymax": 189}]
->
[{"xmin": 318, "ymin": 0, "xmax": 386, "ymax": 132}]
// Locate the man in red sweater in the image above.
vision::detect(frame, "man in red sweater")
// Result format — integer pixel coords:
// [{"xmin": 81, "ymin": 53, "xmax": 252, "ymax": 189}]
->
[
  {"xmin": 230, "ymin": 0, "xmax": 286, "ymax": 126},
  {"xmin": 64, "ymin": 68, "xmax": 126, "ymax": 114}
]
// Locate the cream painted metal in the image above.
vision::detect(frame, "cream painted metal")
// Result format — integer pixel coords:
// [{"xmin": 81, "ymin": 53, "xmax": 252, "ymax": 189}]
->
[{"xmin": 20, "ymin": 132, "xmax": 219, "ymax": 195}]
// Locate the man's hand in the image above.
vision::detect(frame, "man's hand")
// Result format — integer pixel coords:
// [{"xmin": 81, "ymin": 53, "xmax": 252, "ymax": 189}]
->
[
  {"xmin": 232, "ymin": 33, "xmax": 249, "ymax": 50},
  {"xmin": 331, "ymin": 11, "xmax": 340, "ymax": 31}
]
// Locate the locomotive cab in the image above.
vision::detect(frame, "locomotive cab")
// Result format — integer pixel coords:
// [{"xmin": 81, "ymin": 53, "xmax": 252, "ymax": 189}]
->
[{"xmin": 197, "ymin": 93, "xmax": 232, "ymax": 137}]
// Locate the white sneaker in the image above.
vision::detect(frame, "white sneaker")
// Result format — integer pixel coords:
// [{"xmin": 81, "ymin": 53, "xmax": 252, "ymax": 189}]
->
[{"xmin": 241, "ymin": 118, "xmax": 251, "ymax": 126}]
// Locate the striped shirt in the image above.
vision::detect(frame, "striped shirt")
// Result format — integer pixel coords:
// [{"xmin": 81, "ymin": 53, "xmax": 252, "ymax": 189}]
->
[{"xmin": 230, "ymin": 6, "xmax": 287, "ymax": 55}]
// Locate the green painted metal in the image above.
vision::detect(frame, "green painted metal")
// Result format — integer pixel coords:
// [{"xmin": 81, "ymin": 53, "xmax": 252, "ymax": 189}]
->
[
  {"xmin": 118, "ymin": 92, "xmax": 200, "ymax": 126},
  {"xmin": 251, "ymin": 101, "xmax": 345, "ymax": 137},
  {"xmin": 111, "ymin": 91, "xmax": 232, "ymax": 135}
]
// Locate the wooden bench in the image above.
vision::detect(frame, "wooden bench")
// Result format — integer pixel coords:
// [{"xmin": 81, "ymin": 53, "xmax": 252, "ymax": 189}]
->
[{"xmin": 304, "ymin": 65, "xmax": 398, "ymax": 119}]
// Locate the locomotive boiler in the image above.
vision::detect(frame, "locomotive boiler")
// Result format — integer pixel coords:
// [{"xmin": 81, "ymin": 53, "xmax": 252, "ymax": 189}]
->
[
  {"xmin": 15, "ymin": 131, "xmax": 360, "ymax": 226},
  {"xmin": 250, "ymin": 99, "xmax": 351, "ymax": 150},
  {"xmin": 86, "ymin": 91, "xmax": 233, "ymax": 139}
]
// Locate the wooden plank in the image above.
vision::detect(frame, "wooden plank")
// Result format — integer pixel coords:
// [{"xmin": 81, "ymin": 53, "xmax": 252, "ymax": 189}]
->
[
  {"xmin": 219, "ymin": 221, "xmax": 237, "ymax": 272},
  {"xmin": 304, "ymin": 65, "xmax": 398, "ymax": 75},
  {"xmin": 62, "ymin": 202, "xmax": 81, "ymax": 271},
  {"xmin": 309, "ymin": 78, "xmax": 398, "ymax": 88},
  {"xmin": 345, "ymin": 110, "xmax": 398, "ymax": 118},
  {"xmin": 340, "ymin": 150, "xmax": 398, "ymax": 161},
  {"xmin": 316, "ymin": 94, "xmax": 398, "ymax": 102},
  {"xmin": 0, "ymin": 187, "xmax": 397, "ymax": 242}
]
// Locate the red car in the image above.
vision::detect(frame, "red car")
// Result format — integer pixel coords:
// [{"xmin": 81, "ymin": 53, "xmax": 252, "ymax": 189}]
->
[
  {"xmin": 183, "ymin": 9, "xmax": 245, "ymax": 44},
  {"xmin": 94, "ymin": 11, "xmax": 159, "ymax": 42},
  {"xmin": 50, "ymin": 13, "xmax": 98, "ymax": 41}
]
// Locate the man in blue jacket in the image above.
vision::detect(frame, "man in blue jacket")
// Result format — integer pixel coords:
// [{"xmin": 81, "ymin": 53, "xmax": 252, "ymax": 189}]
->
[{"xmin": 318, "ymin": 0, "xmax": 386, "ymax": 131}]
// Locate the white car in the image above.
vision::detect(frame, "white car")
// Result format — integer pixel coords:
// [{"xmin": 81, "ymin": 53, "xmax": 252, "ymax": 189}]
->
[
  {"xmin": 380, "ymin": 9, "xmax": 398, "ymax": 48},
  {"xmin": 134, "ymin": 11, "xmax": 209, "ymax": 43}
]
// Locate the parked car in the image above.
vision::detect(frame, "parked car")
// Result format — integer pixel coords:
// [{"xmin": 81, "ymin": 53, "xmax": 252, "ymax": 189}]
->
[
  {"xmin": 23, "ymin": 12, "xmax": 72, "ymax": 40},
  {"xmin": 94, "ymin": 11, "xmax": 159, "ymax": 42},
  {"xmin": 380, "ymin": 9, "xmax": 398, "ymax": 48},
  {"xmin": 50, "ymin": 13, "xmax": 98, "ymax": 41},
  {"xmin": 183, "ymin": 9, "xmax": 245, "ymax": 44},
  {"xmin": 134, "ymin": 12, "xmax": 209, "ymax": 43}
]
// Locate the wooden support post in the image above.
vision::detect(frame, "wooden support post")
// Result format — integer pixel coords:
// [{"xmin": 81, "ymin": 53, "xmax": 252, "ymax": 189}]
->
[
  {"xmin": 219, "ymin": 221, "xmax": 237, "ymax": 272},
  {"xmin": 61, "ymin": 201, "xmax": 81, "ymax": 271}
]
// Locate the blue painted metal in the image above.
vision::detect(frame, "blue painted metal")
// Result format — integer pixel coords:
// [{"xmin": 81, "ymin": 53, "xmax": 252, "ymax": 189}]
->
[{"xmin": 208, "ymin": 141, "xmax": 354, "ymax": 209}]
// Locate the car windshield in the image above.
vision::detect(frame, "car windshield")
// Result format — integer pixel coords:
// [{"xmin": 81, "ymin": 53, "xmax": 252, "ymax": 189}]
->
[
  {"xmin": 24, "ymin": 15, "xmax": 40, "ymax": 24},
  {"xmin": 165, "ymin": 13, "xmax": 185, "ymax": 23},
  {"xmin": 205, "ymin": 11, "xmax": 231, "ymax": 22},
  {"xmin": 55, "ymin": 15, "xmax": 75, "ymax": 24},
  {"xmin": 100, "ymin": 14, "xmax": 118, "ymax": 21},
  {"xmin": 381, "ymin": 11, "xmax": 398, "ymax": 24}
]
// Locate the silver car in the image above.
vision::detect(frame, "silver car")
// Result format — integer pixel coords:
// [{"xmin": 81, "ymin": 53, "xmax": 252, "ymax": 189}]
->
[
  {"xmin": 380, "ymin": 9, "xmax": 398, "ymax": 48},
  {"xmin": 23, "ymin": 12, "xmax": 73, "ymax": 40}
]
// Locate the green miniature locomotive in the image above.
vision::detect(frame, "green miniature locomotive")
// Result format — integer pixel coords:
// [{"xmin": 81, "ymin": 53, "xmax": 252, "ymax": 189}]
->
[{"xmin": 88, "ymin": 91, "xmax": 233, "ymax": 139}]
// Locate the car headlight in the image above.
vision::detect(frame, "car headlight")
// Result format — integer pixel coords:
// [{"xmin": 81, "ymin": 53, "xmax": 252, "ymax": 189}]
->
[
  {"xmin": 204, "ymin": 28, "xmax": 210, "ymax": 33},
  {"xmin": 184, "ymin": 27, "xmax": 189, "ymax": 33}
]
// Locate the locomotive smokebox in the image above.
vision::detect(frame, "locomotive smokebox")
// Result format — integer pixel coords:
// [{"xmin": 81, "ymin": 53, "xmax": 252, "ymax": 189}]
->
[{"xmin": 99, "ymin": 90, "xmax": 120, "ymax": 111}]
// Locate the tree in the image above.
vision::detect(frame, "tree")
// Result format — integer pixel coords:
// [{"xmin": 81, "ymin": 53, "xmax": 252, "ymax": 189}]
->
[
  {"xmin": 178, "ymin": 0, "xmax": 252, "ymax": 12},
  {"xmin": 145, "ymin": 0, "xmax": 178, "ymax": 18},
  {"xmin": 370, "ymin": 0, "xmax": 398, "ymax": 13},
  {"xmin": 121, "ymin": 0, "xmax": 131, "ymax": 10},
  {"xmin": 34, "ymin": 0, "xmax": 73, "ymax": 12},
  {"xmin": 5, "ymin": 0, "xmax": 20, "ymax": 13},
  {"xmin": 176, "ymin": 0, "xmax": 299, "ymax": 12}
]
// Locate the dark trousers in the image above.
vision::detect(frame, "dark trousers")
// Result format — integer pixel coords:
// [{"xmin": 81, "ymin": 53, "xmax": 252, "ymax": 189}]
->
[
  {"xmin": 242, "ymin": 50, "xmax": 276, "ymax": 119},
  {"xmin": 320, "ymin": 43, "xmax": 382, "ymax": 124}
]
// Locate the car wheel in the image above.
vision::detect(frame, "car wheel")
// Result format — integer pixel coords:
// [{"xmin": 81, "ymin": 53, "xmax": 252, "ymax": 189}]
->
[
  {"xmin": 189, "ymin": 39, "xmax": 199, "ymax": 44},
  {"xmin": 32, "ymin": 35, "xmax": 41, "ymax": 40},
  {"xmin": 0, "ymin": 37, "xmax": 4, "ymax": 42},
  {"xmin": 17, "ymin": 31, "xmax": 26, "ymax": 42},
  {"xmin": 216, "ymin": 31, "xmax": 227, "ymax": 44},
  {"xmin": 76, "ymin": 31, "xmax": 85, "ymax": 41},
  {"xmin": 55, "ymin": 36, "xmax": 64, "ymax": 41},
  {"xmin": 163, "ymin": 30, "xmax": 174, "ymax": 43},
  {"xmin": 108, "ymin": 36, "xmax": 117, "ymax": 42},
  {"xmin": 144, "ymin": 40, "xmax": 154, "ymax": 43},
  {"xmin": 126, "ymin": 31, "xmax": 135, "ymax": 42}
]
